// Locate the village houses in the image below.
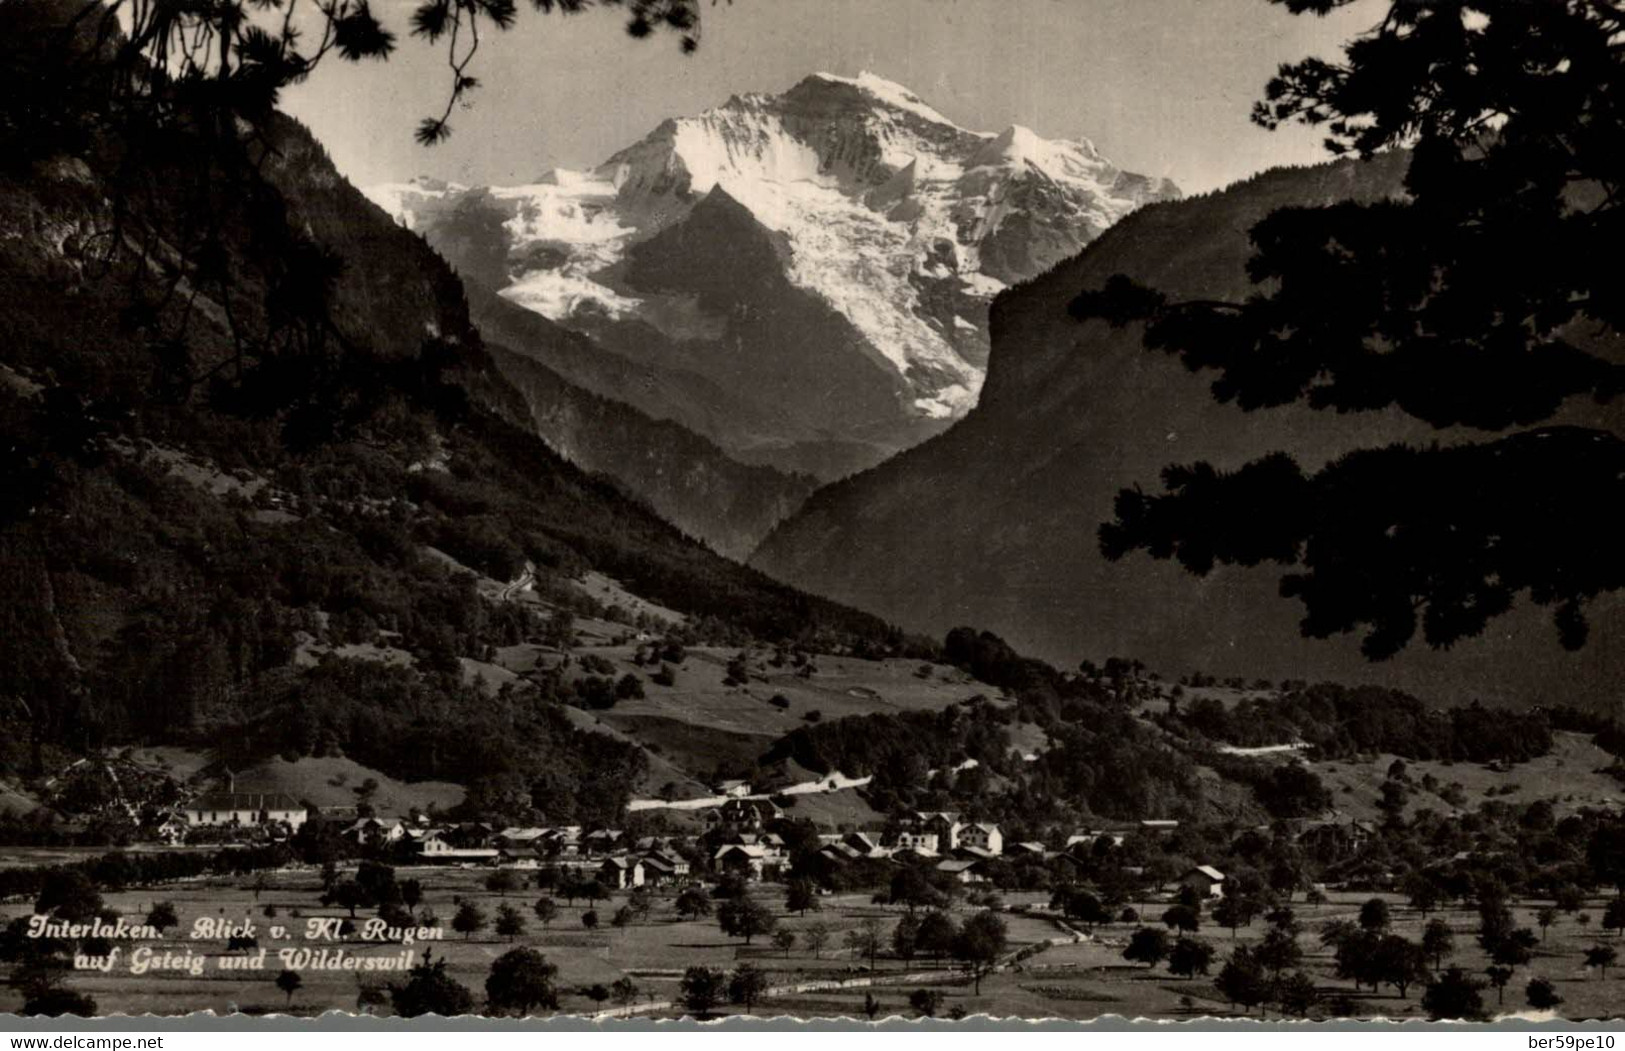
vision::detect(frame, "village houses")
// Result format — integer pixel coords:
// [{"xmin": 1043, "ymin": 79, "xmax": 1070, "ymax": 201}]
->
[{"xmin": 181, "ymin": 791, "xmax": 307, "ymax": 830}]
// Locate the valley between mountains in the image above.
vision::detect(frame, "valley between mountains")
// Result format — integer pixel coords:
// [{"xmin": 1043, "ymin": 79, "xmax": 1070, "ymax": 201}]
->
[{"xmin": 5, "ymin": 7, "xmax": 1625, "ymax": 1019}]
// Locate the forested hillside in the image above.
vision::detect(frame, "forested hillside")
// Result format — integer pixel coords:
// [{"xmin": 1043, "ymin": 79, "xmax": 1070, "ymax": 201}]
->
[{"xmin": 0, "ymin": 5, "xmax": 916, "ymax": 821}]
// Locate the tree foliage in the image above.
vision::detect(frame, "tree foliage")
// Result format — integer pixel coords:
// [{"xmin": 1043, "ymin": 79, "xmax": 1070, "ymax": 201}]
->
[
  {"xmin": 484, "ymin": 947, "xmax": 559, "ymax": 1016},
  {"xmin": 1076, "ymin": 0, "xmax": 1625, "ymax": 659}
]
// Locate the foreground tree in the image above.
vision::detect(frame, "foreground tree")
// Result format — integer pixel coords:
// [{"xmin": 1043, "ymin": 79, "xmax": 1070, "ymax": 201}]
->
[
  {"xmin": 1076, "ymin": 0, "xmax": 1625, "ymax": 661},
  {"xmin": 20, "ymin": 985, "xmax": 97, "ymax": 1018},
  {"xmin": 495, "ymin": 903, "xmax": 527, "ymax": 943},
  {"xmin": 1124, "ymin": 927, "xmax": 1171, "ymax": 969},
  {"xmin": 1215, "ymin": 946, "xmax": 1269, "ymax": 1014},
  {"xmin": 1423, "ymin": 967, "xmax": 1487, "ymax": 1022},
  {"xmin": 1374, "ymin": 935, "xmax": 1430, "ymax": 999},
  {"xmin": 845, "ymin": 918, "xmax": 885, "ymax": 971},
  {"xmin": 909, "ymin": 988, "xmax": 945, "ymax": 1017},
  {"xmin": 785, "ymin": 879, "xmax": 820, "ymax": 917},
  {"xmin": 145, "ymin": 902, "xmax": 179, "ymax": 934},
  {"xmin": 803, "ymin": 922, "xmax": 831, "ymax": 960},
  {"xmin": 1277, "ymin": 972, "xmax": 1318, "ymax": 1017},
  {"xmin": 390, "ymin": 950, "xmax": 475, "ymax": 1018},
  {"xmin": 275, "ymin": 968, "xmax": 302, "ymax": 1007},
  {"xmin": 675, "ymin": 887, "xmax": 713, "ymax": 921},
  {"xmin": 1526, "ymin": 977, "xmax": 1563, "ymax": 1012},
  {"xmin": 679, "ymin": 966, "xmax": 727, "ymax": 1019},
  {"xmin": 452, "ymin": 901, "xmax": 487, "ymax": 940},
  {"xmin": 1422, "ymin": 918, "xmax": 1455, "ymax": 970},
  {"xmin": 485, "ymin": 948, "xmax": 559, "ymax": 1017},
  {"xmin": 1168, "ymin": 937, "xmax": 1217, "ymax": 980},
  {"xmin": 728, "ymin": 964, "xmax": 769, "ymax": 1015},
  {"xmin": 717, "ymin": 895, "xmax": 776, "ymax": 946},
  {"xmin": 953, "ymin": 911, "xmax": 1008, "ymax": 995},
  {"xmin": 485, "ymin": 870, "xmax": 519, "ymax": 898},
  {"xmin": 1485, "ymin": 965, "xmax": 1514, "ymax": 1007}
]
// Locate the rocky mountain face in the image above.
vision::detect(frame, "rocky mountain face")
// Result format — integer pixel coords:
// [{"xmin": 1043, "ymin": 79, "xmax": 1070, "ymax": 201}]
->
[
  {"xmin": 487, "ymin": 337, "xmax": 819, "ymax": 559},
  {"xmin": 751, "ymin": 152, "xmax": 1625, "ymax": 707},
  {"xmin": 368, "ymin": 72, "xmax": 1178, "ymax": 479}
]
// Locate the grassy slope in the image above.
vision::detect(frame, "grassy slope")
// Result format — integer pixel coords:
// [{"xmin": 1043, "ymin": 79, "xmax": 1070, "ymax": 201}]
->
[
  {"xmin": 1309, "ymin": 731, "xmax": 1623, "ymax": 822},
  {"xmin": 228, "ymin": 756, "xmax": 466, "ymax": 815}
]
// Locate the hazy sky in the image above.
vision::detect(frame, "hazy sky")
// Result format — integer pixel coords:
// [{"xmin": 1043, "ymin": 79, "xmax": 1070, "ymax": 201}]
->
[{"xmin": 286, "ymin": 0, "xmax": 1384, "ymax": 195}]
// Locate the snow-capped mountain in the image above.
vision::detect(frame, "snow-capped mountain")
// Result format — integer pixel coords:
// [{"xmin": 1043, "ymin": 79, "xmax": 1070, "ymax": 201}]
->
[{"xmin": 368, "ymin": 72, "xmax": 1178, "ymax": 475}]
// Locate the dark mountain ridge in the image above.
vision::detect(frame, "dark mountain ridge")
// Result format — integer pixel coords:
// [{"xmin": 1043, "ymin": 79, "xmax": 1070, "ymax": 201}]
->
[{"xmin": 752, "ymin": 152, "xmax": 1625, "ymax": 708}]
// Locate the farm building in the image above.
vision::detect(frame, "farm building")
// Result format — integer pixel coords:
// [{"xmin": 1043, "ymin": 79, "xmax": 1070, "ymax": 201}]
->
[
  {"xmin": 182, "ymin": 792, "xmax": 307, "ymax": 829},
  {"xmin": 1180, "ymin": 865, "xmax": 1227, "ymax": 899}
]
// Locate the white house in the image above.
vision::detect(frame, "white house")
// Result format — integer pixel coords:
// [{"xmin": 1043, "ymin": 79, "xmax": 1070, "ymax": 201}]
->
[
  {"xmin": 599, "ymin": 856, "xmax": 646, "ymax": 889},
  {"xmin": 891, "ymin": 829, "xmax": 940, "ymax": 853},
  {"xmin": 641, "ymin": 850, "xmax": 691, "ymax": 885},
  {"xmin": 715, "ymin": 843, "xmax": 784, "ymax": 881},
  {"xmin": 958, "ymin": 823, "xmax": 1003, "ymax": 856},
  {"xmin": 342, "ymin": 817, "xmax": 406, "ymax": 847},
  {"xmin": 182, "ymin": 792, "xmax": 307, "ymax": 830},
  {"xmin": 916, "ymin": 811, "xmax": 963, "ymax": 850}
]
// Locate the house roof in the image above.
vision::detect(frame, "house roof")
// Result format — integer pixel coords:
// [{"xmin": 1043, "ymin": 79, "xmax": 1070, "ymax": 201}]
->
[
  {"xmin": 716, "ymin": 844, "xmax": 768, "ymax": 859},
  {"xmin": 601, "ymin": 856, "xmax": 642, "ymax": 870},
  {"xmin": 937, "ymin": 860, "xmax": 977, "ymax": 873},
  {"xmin": 187, "ymin": 792, "xmax": 304, "ymax": 812},
  {"xmin": 499, "ymin": 828, "xmax": 547, "ymax": 841},
  {"xmin": 1187, "ymin": 865, "xmax": 1226, "ymax": 882}
]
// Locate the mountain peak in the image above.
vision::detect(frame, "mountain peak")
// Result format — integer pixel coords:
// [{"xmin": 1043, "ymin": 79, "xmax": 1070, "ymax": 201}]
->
[{"xmin": 790, "ymin": 71, "xmax": 962, "ymax": 128}]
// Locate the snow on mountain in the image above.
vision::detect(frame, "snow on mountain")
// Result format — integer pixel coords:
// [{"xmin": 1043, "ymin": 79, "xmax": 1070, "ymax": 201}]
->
[{"xmin": 366, "ymin": 72, "xmax": 1178, "ymax": 435}]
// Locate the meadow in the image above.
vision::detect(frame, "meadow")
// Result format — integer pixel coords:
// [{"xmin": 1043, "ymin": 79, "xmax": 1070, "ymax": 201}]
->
[{"xmin": 6, "ymin": 865, "xmax": 1621, "ymax": 1021}]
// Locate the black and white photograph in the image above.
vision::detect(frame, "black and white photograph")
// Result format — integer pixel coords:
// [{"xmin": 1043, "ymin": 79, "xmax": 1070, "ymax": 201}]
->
[{"xmin": 1, "ymin": 0, "xmax": 1623, "ymax": 1028}]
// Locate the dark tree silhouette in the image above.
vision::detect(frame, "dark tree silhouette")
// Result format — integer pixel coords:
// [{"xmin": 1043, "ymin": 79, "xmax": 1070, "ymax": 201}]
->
[
  {"xmin": 1424, "ymin": 966, "xmax": 1487, "ymax": 1022},
  {"xmin": 484, "ymin": 947, "xmax": 559, "ymax": 1016},
  {"xmin": 1076, "ymin": 0, "xmax": 1625, "ymax": 660}
]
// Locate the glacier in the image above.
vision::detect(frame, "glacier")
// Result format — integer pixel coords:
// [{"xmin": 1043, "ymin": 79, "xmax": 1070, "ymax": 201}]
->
[{"xmin": 366, "ymin": 71, "xmax": 1178, "ymax": 428}]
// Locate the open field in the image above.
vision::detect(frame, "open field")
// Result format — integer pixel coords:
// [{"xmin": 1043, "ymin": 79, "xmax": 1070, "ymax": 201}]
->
[
  {"xmin": 1306, "ymin": 732, "xmax": 1625, "ymax": 822},
  {"xmin": 568, "ymin": 647, "xmax": 990, "ymax": 743},
  {"xmin": 7, "ymin": 865, "xmax": 1624, "ymax": 1020},
  {"xmin": 228, "ymin": 758, "xmax": 466, "ymax": 817}
]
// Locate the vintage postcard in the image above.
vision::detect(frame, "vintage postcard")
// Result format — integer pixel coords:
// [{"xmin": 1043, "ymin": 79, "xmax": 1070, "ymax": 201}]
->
[{"xmin": 1, "ymin": 0, "xmax": 1621, "ymax": 1029}]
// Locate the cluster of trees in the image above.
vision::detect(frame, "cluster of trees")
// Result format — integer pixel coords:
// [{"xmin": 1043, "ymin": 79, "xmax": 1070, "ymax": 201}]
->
[
  {"xmin": 1171, "ymin": 683, "xmax": 1555, "ymax": 764},
  {"xmin": 0, "ymin": 843, "xmax": 292, "ymax": 906}
]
